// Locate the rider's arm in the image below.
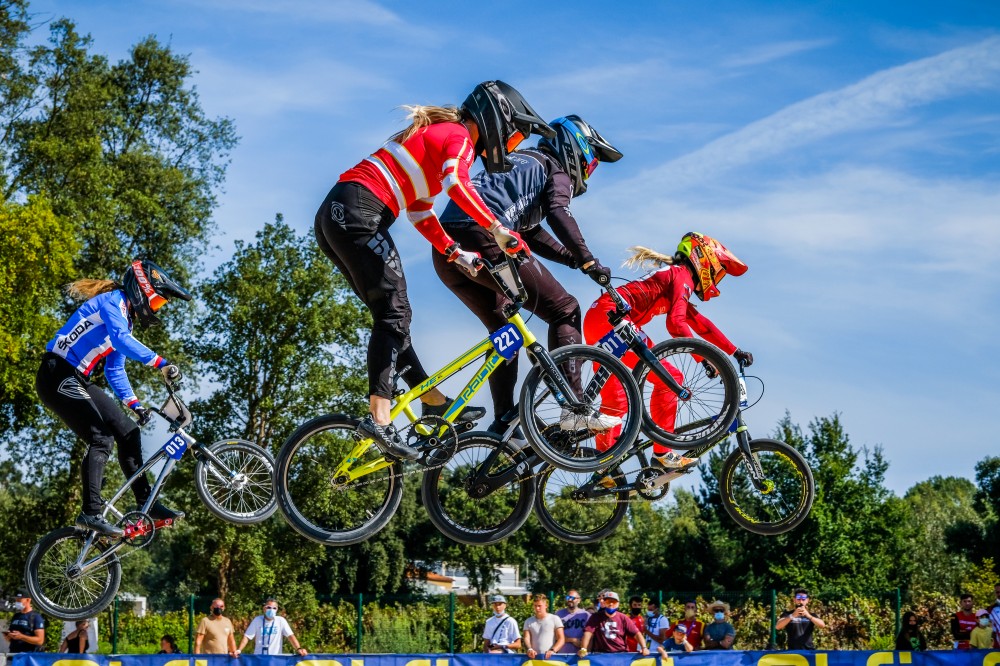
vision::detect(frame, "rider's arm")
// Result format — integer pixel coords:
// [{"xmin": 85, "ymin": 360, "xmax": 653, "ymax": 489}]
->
[
  {"xmin": 541, "ymin": 170, "xmax": 595, "ymax": 267},
  {"xmin": 686, "ymin": 303, "xmax": 738, "ymax": 355},
  {"xmin": 521, "ymin": 226, "xmax": 577, "ymax": 267},
  {"xmin": 440, "ymin": 132, "xmax": 501, "ymax": 230},
  {"xmin": 100, "ymin": 294, "xmax": 168, "ymax": 368},
  {"xmin": 406, "ymin": 199, "xmax": 456, "ymax": 254}
]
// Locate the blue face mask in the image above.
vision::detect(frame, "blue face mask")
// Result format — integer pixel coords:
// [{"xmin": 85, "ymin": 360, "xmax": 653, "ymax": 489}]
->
[
  {"xmin": 646, "ymin": 611, "xmax": 656, "ymax": 618},
  {"xmin": 603, "ymin": 606, "xmax": 617, "ymax": 615},
  {"xmin": 714, "ymin": 612, "xmax": 725, "ymax": 621},
  {"xmin": 264, "ymin": 608, "xmax": 277, "ymax": 620}
]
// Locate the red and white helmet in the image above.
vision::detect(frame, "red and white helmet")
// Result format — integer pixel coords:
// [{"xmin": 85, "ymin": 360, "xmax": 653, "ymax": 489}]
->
[{"xmin": 676, "ymin": 232, "xmax": 747, "ymax": 301}]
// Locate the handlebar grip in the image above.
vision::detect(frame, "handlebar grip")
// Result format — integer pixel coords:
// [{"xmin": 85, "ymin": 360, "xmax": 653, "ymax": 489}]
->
[{"xmin": 472, "ymin": 257, "xmax": 484, "ymax": 270}]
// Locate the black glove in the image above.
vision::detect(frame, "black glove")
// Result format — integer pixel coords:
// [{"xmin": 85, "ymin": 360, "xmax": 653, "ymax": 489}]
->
[
  {"xmin": 733, "ymin": 349, "xmax": 754, "ymax": 368},
  {"xmin": 702, "ymin": 360, "xmax": 719, "ymax": 379},
  {"xmin": 583, "ymin": 260, "xmax": 611, "ymax": 286},
  {"xmin": 161, "ymin": 364, "xmax": 182, "ymax": 382},
  {"xmin": 133, "ymin": 406, "xmax": 153, "ymax": 427}
]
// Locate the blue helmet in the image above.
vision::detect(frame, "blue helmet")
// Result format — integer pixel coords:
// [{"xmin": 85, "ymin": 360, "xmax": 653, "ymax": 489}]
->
[{"xmin": 538, "ymin": 115, "xmax": 622, "ymax": 196}]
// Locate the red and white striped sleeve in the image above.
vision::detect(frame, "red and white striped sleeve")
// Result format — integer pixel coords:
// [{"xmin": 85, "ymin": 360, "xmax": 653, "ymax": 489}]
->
[{"xmin": 406, "ymin": 198, "xmax": 455, "ymax": 254}]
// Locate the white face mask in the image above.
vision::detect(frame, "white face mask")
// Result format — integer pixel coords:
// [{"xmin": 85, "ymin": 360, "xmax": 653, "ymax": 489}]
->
[
  {"xmin": 13, "ymin": 602, "xmax": 25, "ymax": 612},
  {"xmin": 980, "ymin": 618, "xmax": 990, "ymax": 627}
]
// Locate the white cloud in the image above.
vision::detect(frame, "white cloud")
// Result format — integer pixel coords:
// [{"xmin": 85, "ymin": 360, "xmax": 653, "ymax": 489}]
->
[
  {"xmin": 182, "ymin": 0, "xmax": 404, "ymax": 26},
  {"xmin": 637, "ymin": 36, "xmax": 1000, "ymax": 189},
  {"xmin": 722, "ymin": 38, "xmax": 835, "ymax": 68}
]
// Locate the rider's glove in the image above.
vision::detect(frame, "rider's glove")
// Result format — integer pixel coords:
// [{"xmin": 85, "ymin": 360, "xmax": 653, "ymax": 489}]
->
[
  {"xmin": 733, "ymin": 349, "xmax": 754, "ymax": 367},
  {"xmin": 161, "ymin": 364, "xmax": 182, "ymax": 382},
  {"xmin": 445, "ymin": 243, "xmax": 482, "ymax": 276},
  {"xmin": 583, "ymin": 260, "xmax": 611, "ymax": 286},
  {"xmin": 702, "ymin": 360, "xmax": 719, "ymax": 379},
  {"xmin": 132, "ymin": 405, "xmax": 153, "ymax": 427},
  {"xmin": 489, "ymin": 221, "xmax": 530, "ymax": 257}
]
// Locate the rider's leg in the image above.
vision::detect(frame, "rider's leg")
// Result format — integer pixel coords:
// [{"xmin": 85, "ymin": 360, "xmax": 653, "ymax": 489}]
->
[{"xmin": 649, "ymin": 359, "xmax": 684, "ymax": 456}]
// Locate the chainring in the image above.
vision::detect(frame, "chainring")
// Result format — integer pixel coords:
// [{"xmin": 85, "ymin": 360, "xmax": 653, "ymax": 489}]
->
[
  {"xmin": 635, "ymin": 467, "xmax": 671, "ymax": 500},
  {"xmin": 117, "ymin": 511, "xmax": 156, "ymax": 549},
  {"xmin": 401, "ymin": 416, "xmax": 458, "ymax": 468}
]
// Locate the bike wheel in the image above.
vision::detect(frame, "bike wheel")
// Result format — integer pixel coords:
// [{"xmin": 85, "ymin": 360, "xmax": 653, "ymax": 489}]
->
[
  {"xmin": 275, "ymin": 414, "xmax": 404, "ymax": 546},
  {"xmin": 195, "ymin": 439, "xmax": 277, "ymax": 525},
  {"xmin": 25, "ymin": 527, "xmax": 122, "ymax": 620},
  {"xmin": 533, "ymin": 448, "xmax": 628, "ymax": 544},
  {"xmin": 719, "ymin": 438, "xmax": 815, "ymax": 535},
  {"xmin": 636, "ymin": 338, "xmax": 740, "ymax": 450},
  {"xmin": 421, "ymin": 432, "xmax": 534, "ymax": 545},
  {"xmin": 520, "ymin": 344, "xmax": 642, "ymax": 472}
]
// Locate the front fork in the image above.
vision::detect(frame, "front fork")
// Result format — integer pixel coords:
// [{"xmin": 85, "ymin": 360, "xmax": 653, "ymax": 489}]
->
[
  {"xmin": 525, "ymin": 343, "xmax": 589, "ymax": 410},
  {"xmin": 732, "ymin": 412, "xmax": 769, "ymax": 492},
  {"xmin": 610, "ymin": 318, "xmax": 691, "ymax": 401}
]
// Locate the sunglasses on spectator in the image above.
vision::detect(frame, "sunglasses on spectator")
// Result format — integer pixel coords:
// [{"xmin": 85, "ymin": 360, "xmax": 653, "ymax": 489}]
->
[
  {"xmin": 604, "ymin": 600, "xmax": 620, "ymax": 605},
  {"xmin": 565, "ymin": 596, "xmax": 579, "ymax": 600},
  {"xmin": 794, "ymin": 595, "xmax": 808, "ymax": 600}
]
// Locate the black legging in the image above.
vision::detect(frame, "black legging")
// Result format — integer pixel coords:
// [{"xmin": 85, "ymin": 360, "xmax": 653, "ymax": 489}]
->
[
  {"xmin": 432, "ymin": 224, "xmax": 582, "ymax": 418},
  {"xmin": 35, "ymin": 353, "xmax": 151, "ymax": 514},
  {"xmin": 315, "ymin": 181, "xmax": 430, "ymax": 399}
]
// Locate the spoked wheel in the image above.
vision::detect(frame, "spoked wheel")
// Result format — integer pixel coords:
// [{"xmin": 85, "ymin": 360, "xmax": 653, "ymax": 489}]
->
[
  {"xmin": 195, "ymin": 439, "xmax": 277, "ymax": 525},
  {"xmin": 421, "ymin": 433, "xmax": 535, "ymax": 545},
  {"xmin": 635, "ymin": 338, "xmax": 740, "ymax": 451},
  {"xmin": 25, "ymin": 527, "xmax": 122, "ymax": 620},
  {"xmin": 275, "ymin": 414, "xmax": 404, "ymax": 546},
  {"xmin": 720, "ymin": 438, "xmax": 815, "ymax": 535},
  {"xmin": 533, "ymin": 448, "xmax": 629, "ymax": 544},
  {"xmin": 520, "ymin": 344, "xmax": 641, "ymax": 472}
]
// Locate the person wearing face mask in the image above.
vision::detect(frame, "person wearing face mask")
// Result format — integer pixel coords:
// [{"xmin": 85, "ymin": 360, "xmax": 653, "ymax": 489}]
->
[
  {"xmin": 4, "ymin": 590, "xmax": 45, "ymax": 653},
  {"xmin": 237, "ymin": 598, "xmax": 307, "ymax": 657},
  {"xmin": 195, "ymin": 597, "xmax": 238, "ymax": 656},
  {"xmin": 643, "ymin": 600, "xmax": 666, "ymax": 652},
  {"xmin": 702, "ymin": 600, "xmax": 736, "ymax": 650},
  {"xmin": 671, "ymin": 600, "xmax": 704, "ymax": 651},
  {"xmin": 578, "ymin": 591, "xmax": 649, "ymax": 656},
  {"xmin": 625, "ymin": 596, "xmax": 646, "ymax": 652},
  {"xmin": 776, "ymin": 589, "xmax": 825, "ymax": 650},
  {"xmin": 556, "ymin": 589, "xmax": 590, "ymax": 653},
  {"xmin": 970, "ymin": 610, "xmax": 994, "ymax": 649},
  {"xmin": 894, "ymin": 611, "xmax": 927, "ymax": 651},
  {"xmin": 482, "ymin": 595, "xmax": 521, "ymax": 654}
]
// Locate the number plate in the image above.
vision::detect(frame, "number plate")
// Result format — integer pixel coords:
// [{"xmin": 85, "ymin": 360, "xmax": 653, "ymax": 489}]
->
[
  {"xmin": 490, "ymin": 323, "xmax": 524, "ymax": 361},
  {"xmin": 597, "ymin": 329, "xmax": 629, "ymax": 358},
  {"xmin": 160, "ymin": 433, "xmax": 188, "ymax": 460}
]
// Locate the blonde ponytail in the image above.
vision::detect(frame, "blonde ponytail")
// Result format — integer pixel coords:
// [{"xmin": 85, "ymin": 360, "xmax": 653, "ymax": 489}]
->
[
  {"xmin": 391, "ymin": 105, "xmax": 465, "ymax": 143},
  {"xmin": 622, "ymin": 246, "xmax": 677, "ymax": 271},
  {"xmin": 65, "ymin": 278, "xmax": 118, "ymax": 301}
]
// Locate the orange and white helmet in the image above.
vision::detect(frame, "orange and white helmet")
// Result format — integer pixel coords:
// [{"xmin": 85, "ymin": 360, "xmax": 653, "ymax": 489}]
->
[{"xmin": 676, "ymin": 232, "xmax": 747, "ymax": 301}]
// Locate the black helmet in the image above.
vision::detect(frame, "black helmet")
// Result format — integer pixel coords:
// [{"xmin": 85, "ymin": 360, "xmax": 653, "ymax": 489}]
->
[
  {"xmin": 121, "ymin": 259, "xmax": 192, "ymax": 327},
  {"xmin": 461, "ymin": 80, "xmax": 554, "ymax": 174},
  {"xmin": 538, "ymin": 115, "xmax": 622, "ymax": 197}
]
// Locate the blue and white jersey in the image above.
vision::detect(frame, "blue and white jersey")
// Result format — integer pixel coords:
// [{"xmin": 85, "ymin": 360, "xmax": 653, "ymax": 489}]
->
[
  {"xmin": 45, "ymin": 290, "xmax": 165, "ymax": 405},
  {"xmin": 441, "ymin": 150, "xmax": 550, "ymax": 232}
]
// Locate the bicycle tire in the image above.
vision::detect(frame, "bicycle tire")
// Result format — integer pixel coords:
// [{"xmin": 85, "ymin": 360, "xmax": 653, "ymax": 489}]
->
[
  {"xmin": 25, "ymin": 526, "xmax": 122, "ymax": 620},
  {"xmin": 520, "ymin": 344, "xmax": 642, "ymax": 472},
  {"xmin": 421, "ymin": 432, "xmax": 534, "ymax": 545},
  {"xmin": 533, "ymin": 449, "xmax": 629, "ymax": 544},
  {"xmin": 195, "ymin": 439, "xmax": 277, "ymax": 525},
  {"xmin": 635, "ymin": 338, "xmax": 740, "ymax": 450},
  {"xmin": 719, "ymin": 438, "xmax": 815, "ymax": 535},
  {"xmin": 275, "ymin": 414, "xmax": 404, "ymax": 546}
]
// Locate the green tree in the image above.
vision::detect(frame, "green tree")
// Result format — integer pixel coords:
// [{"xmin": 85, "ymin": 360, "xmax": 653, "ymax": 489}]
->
[{"xmin": 903, "ymin": 476, "xmax": 980, "ymax": 594}]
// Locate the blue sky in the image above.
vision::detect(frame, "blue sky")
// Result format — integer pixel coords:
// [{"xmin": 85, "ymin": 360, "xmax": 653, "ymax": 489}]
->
[{"xmin": 30, "ymin": 0, "xmax": 1000, "ymax": 494}]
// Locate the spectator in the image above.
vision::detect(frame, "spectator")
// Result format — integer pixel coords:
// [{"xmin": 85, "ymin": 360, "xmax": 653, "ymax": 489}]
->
[
  {"xmin": 625, "ymin": 596, "xmax": 646, "ymax": 652},
  {"xmin": 702, "ymin": 600, "xmax": 735, "ymax": 650},
  {"xmin": 578, "ymin": 591, "xmax": 649, "ymax": 656},
  {"xmin": 970, "ymin": 610, "xmax": 994, "ymax": 650},
  {"xmin": 895, "ymin": 612, "xmax": 926, "ymax": 651},
  {"xmin": 195, "ymin": 597, "xmax": 238, "ymax": 656},
  {"xmin": 158, "ymin": 635, "xmax": 181, "ymax": 654},
  {"xmin": 237, "ymin": 597, "xmax": 308, "ymax": 657},
  {"xmin": 4, "ymin": 589, "xmax": 45, "ymax": 653},
  {"xmin": 989, "ymin": 582, "xmax": 1000, "ymax": 649},
  {"xmin": 523, "ymin": 594, "xmax": 565, "ymax": 659},
  {"xmin": 60, "ymin": 620, "xmax": 90, "ymax": 654},
  {"xmin": 951, "ymin": 593, "xmax": 977, "ymax": 649},
  {"xmin": 644, "ymin": 600, "xmax": 667, "ymax": 652},
  {"xmin": 482, "ymin": 594, "xmax": 521, "ymax": 654},
  {"xmin": 656, "ymin": 624, "xmax": 694, "ymax": 656},
  {"xmin": 556, "ymin": 589, "xmax": 590, "ymax": 654},
  {"xmin": 672, "ymin": 599, "xmax": 704, "ymax": 650},
  {"xmin": 777, "ymin": 588, "xmax": 825, "ymax": 650}
]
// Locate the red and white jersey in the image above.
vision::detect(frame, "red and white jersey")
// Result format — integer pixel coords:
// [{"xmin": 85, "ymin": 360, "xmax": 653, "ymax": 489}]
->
[{"xmin": 339, "ymin": 122, "xmax": 498, "ymax": 253}]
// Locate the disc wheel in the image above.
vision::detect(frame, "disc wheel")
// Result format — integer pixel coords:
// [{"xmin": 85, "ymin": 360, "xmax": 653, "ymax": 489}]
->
[
  {"xmin": 195, "ymin": 439, "xmax": 277, "ymax": 525},
  {"xmin": 533, "ymin": 448, "xmax": 629, "ymax": 544},
  {"xmin": 275, "ymin": 414, "xmax": 404, "ymax": 546},
  {"xmin": 719, "ymin": 438, "xmax": 815, "ymax": 535},
  {"xmin": 635, "ymin": 338, "xmax": 740, "ymax": 451},
  {"xmin": 422, "ymin": 433, "xmax": 534, "ymax": 545},
  {"xmin": 25, "ymin": 527, "xmax": 122, "ymax": 620},
  {"xmin": 520, "ymin": 344, "xmax": 642, "ymax": 472}
]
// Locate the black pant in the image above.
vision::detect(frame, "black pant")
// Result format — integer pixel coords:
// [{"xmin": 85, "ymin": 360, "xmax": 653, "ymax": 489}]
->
[
  {"xmin": 433, "ymin": 225, "xmax": 582, "ymax": 417},
  {"xmin": 35, "ymin": 353, "xmax": 151, "ymax": 514},
  {"xmin": 315, "ymin": 181, "xmax": 430, "ymax": 399}
]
